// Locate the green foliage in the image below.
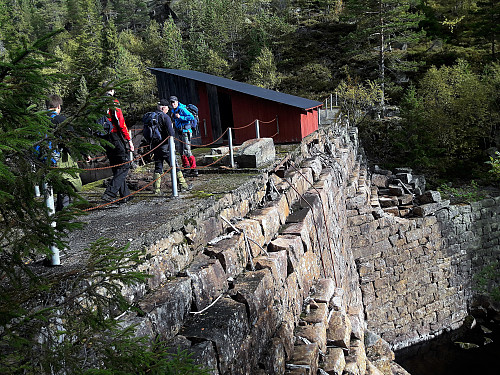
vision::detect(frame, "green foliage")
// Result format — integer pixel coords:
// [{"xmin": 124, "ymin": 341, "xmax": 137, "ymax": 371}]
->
[
  {"xmin": 335, "ymin": 74, "xmax": 383, "ymax": 125},
  {"xmin": 394, "ymin": 60, "xmax": 500, "ymax": 176},
  {"xmin": 248, "ymin": 46, "xmax": 281, "ymax": 89},
  {"xmin": 342, "ymin": 0, "xmax": 425, "ymax": 105},
  {"xmin": 0, "ymin": 34, "xmax": 207, "ymax": 375},
  {"xmin": 474, "ymin": 261, "xmax": 500, "ymax": 302},
  {"xmin": 486, "ymin": 151, "xmax": 500, "ymax": 181},
  {"xmin": 437, "ymin": 180, "xmax": 485, "ymax": 203}
]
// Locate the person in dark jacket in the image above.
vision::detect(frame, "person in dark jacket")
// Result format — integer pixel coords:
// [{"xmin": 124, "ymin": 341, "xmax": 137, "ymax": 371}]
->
[
  {"xmin": 101, "ymin": 85, "xmax": 135, "ymax": 203},
  {"xmin": 151, "ymin": 99, "xmax": 191, "ymax": 195},
  {"xmin": 46, "ymin": 94, "xmax": 82, "ymax": 211},
  {"xmin": 169, "ymin": 95, "xmax": 198, "ymax": 176}
]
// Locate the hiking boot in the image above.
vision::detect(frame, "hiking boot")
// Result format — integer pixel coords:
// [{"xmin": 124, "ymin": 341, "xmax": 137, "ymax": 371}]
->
[
  {"xmin": 178, "ymin": 182, "xmax": 193, "ymax": 192},
  {"xmin": 101, "ymin": 193, "xmax": 116, "ymax": 203},
  {"xmin": 120, "ymin": 195, "xmax": 135, "ymax": 204},
  {"xmin": 153, "ymin": 172, "xmax": 162, "ymax": 195}
]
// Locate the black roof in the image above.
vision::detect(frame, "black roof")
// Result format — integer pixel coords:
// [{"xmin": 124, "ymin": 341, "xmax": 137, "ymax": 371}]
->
[{"xmin": 149, "ymin": 68, "xmax": 323, "ymax": 111}]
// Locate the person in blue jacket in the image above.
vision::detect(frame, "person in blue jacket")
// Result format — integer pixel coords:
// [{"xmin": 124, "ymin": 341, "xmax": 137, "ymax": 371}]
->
[{"xmin": 169, "ymin": 95, "xmax": 198, "ymax": 176}]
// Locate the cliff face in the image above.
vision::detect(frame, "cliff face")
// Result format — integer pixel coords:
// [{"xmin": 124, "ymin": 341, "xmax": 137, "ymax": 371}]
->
[{"xmin": 62, "ymin": 117, "xmax": 500, "ymax": 374}]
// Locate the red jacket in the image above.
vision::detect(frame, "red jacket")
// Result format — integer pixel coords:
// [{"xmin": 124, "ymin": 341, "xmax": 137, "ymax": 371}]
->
[{"xmin": 107, "ymin": 98, "xmax": 131, "ymax": 141}]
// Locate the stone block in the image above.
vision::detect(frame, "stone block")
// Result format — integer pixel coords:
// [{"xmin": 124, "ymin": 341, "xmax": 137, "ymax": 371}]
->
[
  {"xmin": 303, "ymin": 302, "xmax": 328, "ymax": 324},
  {"xmin": 322, "ymin": 347, "xmax": 345, "ymax": 375},
  {"xmin": 417, "ymin": 190, "xmax": 442, "ymax": 204},
  {"xmin": 327, "ymin": 311, "xmax": 351, "ymax": 349},
  {"xmin": 262, "ymin": 337, "xmax": 287, "ymax": 375},
  {"xmin": 398, "ymin": 194, "xmax": 413, "ymax": 205},
  {"xmin": 364, "ymin": 331, "xmax": 394, "ymax": 374},
  {"xmin": 204, "ymin": 233, "xmax": 247, "ymax": 278},
  {"xmin": 190, "ymin": 341, "xmax": 219, "ymax": 375},
  {"xmin": 250, "ymin": 206, "xmax": 281, "ymax": 244},
  {"xmin": 181, "ymin": 298, "xmax": 249, "ymax": 375},
  {"xmin": 186, "ymin": 254, "xmax": 228, "ymax": 311},
  {"xmin": 371, "ymin": 174, "xmax": 391, "ymax": 188},
  {"xmin": 366, "ymin": 360, "xmax": 384, "ymax": 375},
  {"xmin": 235, "ymin": 137, "xmax": 276, "ymax": 168},
  {"xmin": 290, "ymin": 343, "xmax": 319, "ymax": 375},
  {"xmin": 236, "ymin": 218, "xmax": 265, "ymax": 257},
  {"xmin": 270, "ymin": 234, "xmax": 305, "ymax": 274},
  {"xmin": 379, "ymin": 197, "xmax": 399, "ymax": 208},
  {"xmin": 230, "ymin": 269, "xmax": 274, "ymax": 325},
  {"xmin": 413, "ymin": 201, "xmax": 450, "ymax": 217},
  {"xmin": 382, "ymin": 206, "xmax": 399, "ymax": 216},
  {"xmin": 286, "ymin": 273, "xmax": 303, "ymax": 320},
  {"xmin": 388, "ymin": 185, "xmax": 405, "ymax": 196},
  {"xmin": 346, "ymin": 338, "xmax": 367, "ymax": 375},
  {"xmin": 295, "ymin": 321, "xmax": 327, "ymax": 352},
  {"xmin": 302, "ymin": 157, "xmax": 323, "ymax": 181},
  {"xmin": 139, "ymin": 277, "xmax": 191, "ymax": 340},
  {"xmin": 297, "ymin": 251, "xmax": 321, "ymax": 298},
  {"xmin": 195, "ymin": 216, "xmax": 223, "ymax": 249},
  {"xmin": 282, "ymin": 221, "xmax": 313, "ymax": 253},
  {"xmin": 277, "ymin": 314, "xmax": 296, "ymax": 359},
  {"xmin": 268, "ymin": 193, "xmax": 290, "ymax": 225},
  {"xmin": 255, "ymin": 249, "xmax": 288, "ymax": 285},
  {"xmin": 311, "ymin": 278, "xmax": 336, "ymax": 303},
  {"xmin": 411, "ymin": 175, "xmax": 426, "ymax": 193}
]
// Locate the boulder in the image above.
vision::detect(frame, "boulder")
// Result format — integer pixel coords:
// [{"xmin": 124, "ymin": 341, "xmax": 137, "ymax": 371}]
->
[{"xmin": 235, "ymin": 138, "xmax": 276, "ymax": 168}]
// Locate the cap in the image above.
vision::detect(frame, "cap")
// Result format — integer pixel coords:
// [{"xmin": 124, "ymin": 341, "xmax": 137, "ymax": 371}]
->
[
  {"xmin": 158, "ymin": 99, "xmax": 169, "ymax": 106},
  {"xmin": 168, "ymin": 95, "xmax": 178, "ymax": 102}
]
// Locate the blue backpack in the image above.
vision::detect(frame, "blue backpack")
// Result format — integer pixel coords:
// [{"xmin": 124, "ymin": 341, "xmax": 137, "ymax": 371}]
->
[{"xmin": 142, "ymin": 111, "xmax": 162, "ymax": 142}]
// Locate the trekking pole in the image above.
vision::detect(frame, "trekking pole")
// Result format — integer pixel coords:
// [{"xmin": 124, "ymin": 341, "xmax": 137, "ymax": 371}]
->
[
  {"xmin": 228, "ymin": 127, "xmax": 235, "ymax": 169},
  {"xmin": 169, "ymin": 136, "xmax": 178, "ymax": 197},
  {"xmin": 255, "ymin": 119, "xmax": 260, "ymax": 139},
  {"xmin": 43, "ymin": 183, "xmax": 60, "ymax": 266}
]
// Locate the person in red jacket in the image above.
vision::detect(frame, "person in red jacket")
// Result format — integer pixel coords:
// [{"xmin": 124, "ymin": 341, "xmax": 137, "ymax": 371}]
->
[{"xmin": 101, "ymin": 85, "xmax": 135, "ymax": 203}]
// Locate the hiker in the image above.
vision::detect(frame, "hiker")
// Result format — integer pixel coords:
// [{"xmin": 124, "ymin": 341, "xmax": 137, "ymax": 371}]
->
[
  {"xmin": 46, "ymin": 94, "xmax": 82, "ymax": 211},
  {"xmin": 169, "ymin": 95, "xmax": 198, "ymax": 176},
  {"xmin": 143, "ymin": 99, "xmax": 192, "ymax": 195},
  {"xmin": 100, "ymin": 83, "xmax": 135, "ymax": 203}
]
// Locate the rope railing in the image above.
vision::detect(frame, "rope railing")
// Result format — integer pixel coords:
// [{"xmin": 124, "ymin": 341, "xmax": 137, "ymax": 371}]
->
[
  {"xmin": 232, "ymin": 119, "xmax": 256, "ymax": 131},
  {"xmin": 174, "ymin": 128, "xmax": 229, "ymax": 149},
  {"xmin": 79, "ymin": 136, "xmax": 169, "ymax": 171},
  {"xmin": 82, "ymin": 166, "xmax": 173, "ymax": 212}
]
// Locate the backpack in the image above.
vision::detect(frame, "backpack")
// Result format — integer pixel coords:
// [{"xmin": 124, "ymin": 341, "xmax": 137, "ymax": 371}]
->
[
  {"xmin": 96, "ymin": 115, "xmax": 113, "ymax": 137},
  {"xmin": 142, "ymin": 111, "xmax": 162, "ymax": 143},
  {"xmin": 186, "ymin": 104, "xmax": 199, "ymax": 129}
]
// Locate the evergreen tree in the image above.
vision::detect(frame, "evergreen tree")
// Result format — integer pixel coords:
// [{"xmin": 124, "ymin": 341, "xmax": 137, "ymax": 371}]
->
[
  {"xmin": 343, "ymin": 0, "xmax": 425, "ymax": 107},
  {"xmin": 63, "ymin": 0, "xmax": 105, "ymax": 93},
  {"xmin": 0, "ymin": 33, "xmax": 209, "ymax": 375},
  {"xmin": 248, "ymin": 46, "xmax": 281, "ymax": 89}
]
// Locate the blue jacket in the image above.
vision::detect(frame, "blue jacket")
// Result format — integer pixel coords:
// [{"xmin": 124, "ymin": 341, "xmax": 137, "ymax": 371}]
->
[{"xmin": 170, "ymin": 102, "xmax": 195, "ymax": 133}]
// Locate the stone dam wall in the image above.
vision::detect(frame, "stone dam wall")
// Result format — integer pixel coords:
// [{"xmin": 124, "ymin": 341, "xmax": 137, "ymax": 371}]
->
[{"xmin": 110, "ymin": 122, "xmax": 500, "ymax": 374}]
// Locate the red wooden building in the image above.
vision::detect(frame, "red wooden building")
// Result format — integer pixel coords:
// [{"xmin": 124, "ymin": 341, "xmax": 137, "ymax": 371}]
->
[{"xmin": 149, "ymin": 68, "xmax": 323, "ymax": 145}]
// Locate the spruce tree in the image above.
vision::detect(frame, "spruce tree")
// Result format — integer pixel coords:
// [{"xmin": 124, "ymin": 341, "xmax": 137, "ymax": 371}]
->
[
  {"xmin": 0, "ymin": 32, "xmax": 209, "ymax": 375},
  {"xmin": 343, "ymin": 0, "xmax": 425, "ymax": 108}
]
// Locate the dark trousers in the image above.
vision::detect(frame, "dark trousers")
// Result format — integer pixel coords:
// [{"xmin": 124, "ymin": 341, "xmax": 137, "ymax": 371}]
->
[
  {"xmin": 153, "ymin": 142, "xmax": 179, "ymax": 173},
  {"xmin": 104, "ymin": 133, "xmax": 130, "ymax": 198}
]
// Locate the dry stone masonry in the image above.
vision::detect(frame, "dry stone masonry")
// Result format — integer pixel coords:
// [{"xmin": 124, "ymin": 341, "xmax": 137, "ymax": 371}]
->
[{"xmin": 68, "ymin": 117, "xmax": 500, "ymax": 374}]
